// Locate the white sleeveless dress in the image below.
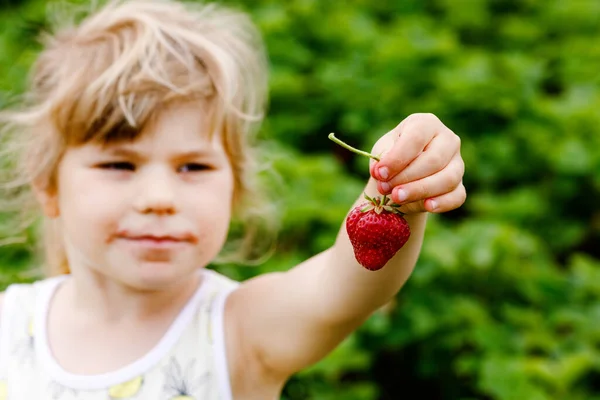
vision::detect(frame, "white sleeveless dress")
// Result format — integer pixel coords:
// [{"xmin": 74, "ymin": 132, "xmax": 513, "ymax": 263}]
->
[{"xmin": 0, "ymin": 269, "xmax": 238, "ymax": 400}]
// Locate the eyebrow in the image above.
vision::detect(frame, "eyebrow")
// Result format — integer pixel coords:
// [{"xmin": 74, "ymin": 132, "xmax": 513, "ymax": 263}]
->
[{"xmin": 104, "ymin": 147, "xmax": 218, "ymax": 160}]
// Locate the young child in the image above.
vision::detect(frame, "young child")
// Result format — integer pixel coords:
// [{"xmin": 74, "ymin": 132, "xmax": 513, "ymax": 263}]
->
[{"xmin": 0, "ymin": 0, "xmax": 466, "ymax": 398}]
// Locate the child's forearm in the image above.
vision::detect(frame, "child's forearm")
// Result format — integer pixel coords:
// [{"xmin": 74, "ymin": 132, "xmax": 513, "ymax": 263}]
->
[{"xmin": 324, "ymin": 177, "xmax": 428, "ymax": 323}]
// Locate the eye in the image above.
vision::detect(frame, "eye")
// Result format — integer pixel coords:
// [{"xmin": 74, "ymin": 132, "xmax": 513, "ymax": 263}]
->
[
  {"xmin": 178, "ymin": 163, "xmax": 211, "ymax": 173},
  {"xmin": 98, "ymin": 162, "xmax": 135, "ymax": 171}
]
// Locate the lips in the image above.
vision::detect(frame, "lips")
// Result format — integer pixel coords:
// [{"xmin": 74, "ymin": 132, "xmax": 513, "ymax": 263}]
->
[
  {"xmin": 114, "ymin": 230, "xmax": 197, "ymax": 246},
  {"xmin": 126, "ymin": 235, "xmax": 190, "ymax": 242}
]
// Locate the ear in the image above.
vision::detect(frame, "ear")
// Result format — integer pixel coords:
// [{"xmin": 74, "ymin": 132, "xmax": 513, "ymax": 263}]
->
[{"xmin": 32, "ymin": 183, "xmax": 60, "ymax": 218}]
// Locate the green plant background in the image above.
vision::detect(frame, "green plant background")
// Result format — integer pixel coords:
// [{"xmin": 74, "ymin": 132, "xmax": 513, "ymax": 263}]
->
[{"xmin": 1, "ymin": 0, "xmax": 599, "ymax": 399}]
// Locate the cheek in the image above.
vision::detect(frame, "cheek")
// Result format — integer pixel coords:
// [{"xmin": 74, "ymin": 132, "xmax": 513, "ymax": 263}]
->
[
  {"xmin": 197, "ymin": 188, "xmax": 233, "ymax": 229},
  {"xmin": 58, "ymin": 175, "xmax": 121, "ymax": 240},
  {"xmin": 193, "ymin": 173, "xmax": 234, "ymax": 245},
  {"xmin": 65, "ymin": 182, "xmax": 118, "ymax": 215},
  {"xmin": 197, "ymin": 212, "xmax": 231, "ymax": 263}
]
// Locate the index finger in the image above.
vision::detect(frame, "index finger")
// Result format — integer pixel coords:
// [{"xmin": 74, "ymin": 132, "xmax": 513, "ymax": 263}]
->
[{"xmin": 373, "ymin": 114, "xmax": 440, "ymax": 181}]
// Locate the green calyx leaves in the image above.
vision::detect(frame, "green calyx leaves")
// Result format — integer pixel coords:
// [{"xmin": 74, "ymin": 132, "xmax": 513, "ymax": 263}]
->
[{"xmin": 361, "ymin": 193, "xmax": 404, "ymax": 215}]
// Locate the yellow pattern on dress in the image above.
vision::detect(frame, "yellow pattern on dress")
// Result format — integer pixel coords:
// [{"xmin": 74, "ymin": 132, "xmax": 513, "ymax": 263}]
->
[
  {"xmin": 0, "ymin": 381, "xmax": 7, "ymax": 400},
  {"xmin": 108, "ymin": 376, "xmax": 144, "ymax": 398}
]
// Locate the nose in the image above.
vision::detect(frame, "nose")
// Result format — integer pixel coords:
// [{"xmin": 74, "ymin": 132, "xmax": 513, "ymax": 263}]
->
[{"xmin": 132, "ymin": 166, "xmax": 178, "ymax": 215}]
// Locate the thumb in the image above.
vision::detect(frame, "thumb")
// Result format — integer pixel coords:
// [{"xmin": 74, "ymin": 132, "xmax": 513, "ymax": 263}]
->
[{"xmin": 369, "ymin": 133, "xmax": 397, "ymax": 177}]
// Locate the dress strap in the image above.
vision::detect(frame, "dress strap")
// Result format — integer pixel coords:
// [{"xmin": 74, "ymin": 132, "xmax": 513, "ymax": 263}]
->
[{"xmin": 0, "ymin": 282, "xmax": 36, "ymax": 375}]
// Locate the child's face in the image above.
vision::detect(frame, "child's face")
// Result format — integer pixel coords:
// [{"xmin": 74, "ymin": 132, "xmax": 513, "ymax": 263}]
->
[{"xmin": 48, "ymin": 101, "xmax": 234, "ymax": 289}]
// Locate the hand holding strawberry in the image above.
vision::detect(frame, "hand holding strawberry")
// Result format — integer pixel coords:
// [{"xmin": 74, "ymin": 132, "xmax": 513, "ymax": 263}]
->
[
  {"xmin": 368, "ymin": 113, "xmax": 466, "ymax": 215},
  {"xmin": 330, "ymin": 113, "xmax": 465, "ymax": 270}
]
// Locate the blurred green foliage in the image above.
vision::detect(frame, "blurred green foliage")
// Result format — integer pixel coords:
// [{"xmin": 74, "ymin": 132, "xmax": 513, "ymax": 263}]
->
[{"xmin": 1, "ymin": 0, "xmax": 600, "ymax": 399}]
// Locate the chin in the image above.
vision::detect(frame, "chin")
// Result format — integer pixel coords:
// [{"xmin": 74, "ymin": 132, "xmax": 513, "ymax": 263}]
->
[{"xmin": 124, "ymin": 262, "xmax": 200, "ymax": 292}]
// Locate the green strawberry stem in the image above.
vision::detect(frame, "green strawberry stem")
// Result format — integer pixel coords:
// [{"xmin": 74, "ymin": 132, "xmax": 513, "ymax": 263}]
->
[
  {"xmin": 330, "ymin": 133, "xmax": 404, "ymax": 215},
  {"xmin": 328, "ymin": 133, "xmax": 380, "ymax": 161}
]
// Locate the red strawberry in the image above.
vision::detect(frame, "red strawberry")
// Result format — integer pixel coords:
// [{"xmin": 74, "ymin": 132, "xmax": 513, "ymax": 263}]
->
[
  {"xmin": 327, "ymin": 133, "xmax": 411, "ymax": 270},
  {"xmin": 346, "ymin": 194, "xmax": 410, "ymax": 271}
]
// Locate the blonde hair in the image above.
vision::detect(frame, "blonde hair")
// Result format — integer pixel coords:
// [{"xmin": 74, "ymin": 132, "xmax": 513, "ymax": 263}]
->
[{"xmin": 0, "ymin": 0, "xmax": 277, "ymax": 276}]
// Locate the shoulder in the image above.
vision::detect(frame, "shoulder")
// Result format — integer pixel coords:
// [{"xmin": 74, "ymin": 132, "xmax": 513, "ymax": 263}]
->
[
  {"xmin": 0, "ymin": 284, "xmax": 24, "ymax": 324},
  {"xmin": 202, "ymin": 269, "xmax": 240, "ymax": 296},
  {"xmin": 0, "ymin": 277, "xmax": 65, "ymax": 321}
]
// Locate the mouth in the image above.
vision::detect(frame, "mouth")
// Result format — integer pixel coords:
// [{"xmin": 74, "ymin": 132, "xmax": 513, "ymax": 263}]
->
[
  {"xmin": 115, "ymin": 231, "xmax": 197, "ymax": 249},
  {"xmin": 127, "ymin": 235, "xmax": 189, "ymax": 242}
]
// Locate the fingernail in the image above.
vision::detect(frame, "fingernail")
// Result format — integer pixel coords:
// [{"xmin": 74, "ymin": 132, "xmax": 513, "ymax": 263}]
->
[
  {"xmin": 429, "ymin": 199, "xmax": 438, "ymax": 211},
  {"xmin": 395, "ymin": 188, "xmax": 408, "ymax": 202},
  {"xmin": 380, "ymin": 182, "xmax": 390, "ymax": 193},
  {"xmin": 378, "ymin": 167, "xmax": 388, "ymax": 180}
]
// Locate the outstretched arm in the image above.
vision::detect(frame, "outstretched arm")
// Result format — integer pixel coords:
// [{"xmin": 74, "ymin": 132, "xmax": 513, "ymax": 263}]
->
[{"xmin": 229, "ymin": 113, "xmax": 466, "ymax": 382}]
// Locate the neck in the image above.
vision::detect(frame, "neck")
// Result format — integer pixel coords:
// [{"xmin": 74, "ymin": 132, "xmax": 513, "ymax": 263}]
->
[{"xmin": 57, "ymin": 270, "xmax": 203, "ymax": 324}]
